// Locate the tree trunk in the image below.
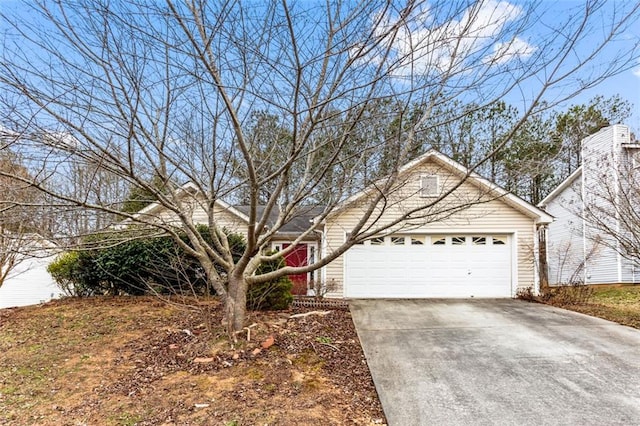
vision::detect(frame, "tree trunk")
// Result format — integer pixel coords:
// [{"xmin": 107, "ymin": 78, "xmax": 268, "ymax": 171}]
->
[{"xmin": 225, "ymin": 273, "xmax": 248, "ymax": 336}]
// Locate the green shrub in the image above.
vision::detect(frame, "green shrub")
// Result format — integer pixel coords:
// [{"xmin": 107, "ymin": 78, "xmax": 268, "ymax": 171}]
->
[
  {"xmin": 247, "ymin": 253, "xmax": 293, "ymax": 311},
  {"xmin": 48, "ymin": 251, "xmax": 86, "ymax": 296},
  {"xmin": 48, "ymin": 227, "xmax": 292, "ymax": 309},
  {"xmin": 47, "ymin": 227, "xmax": 243, "ymax": 297}
]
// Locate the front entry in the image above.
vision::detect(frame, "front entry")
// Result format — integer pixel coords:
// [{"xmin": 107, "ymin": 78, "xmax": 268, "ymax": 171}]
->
[{"xmin": 283, "ymin": 243, "xmax": 308, "ymax": 295}]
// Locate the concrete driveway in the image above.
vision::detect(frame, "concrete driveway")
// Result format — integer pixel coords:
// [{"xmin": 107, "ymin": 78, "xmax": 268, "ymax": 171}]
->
[{"xmin": 350, "ymin": 299, "xmax": 640, "ymax": 426}]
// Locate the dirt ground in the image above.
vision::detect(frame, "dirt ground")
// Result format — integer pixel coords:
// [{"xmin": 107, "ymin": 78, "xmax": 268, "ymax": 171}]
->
[{"xmin": 0, "ymin": 297, "xmax": 386, "ymax": 425}]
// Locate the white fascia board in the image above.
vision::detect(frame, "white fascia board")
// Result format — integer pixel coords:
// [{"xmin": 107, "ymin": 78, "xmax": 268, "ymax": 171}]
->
[
  {"xmin": 119, "ymin": 181, "xmax": 249, "ymax": 226},
  {"xmin": 318, "ymin": 149, "xmax": 553, "ymax": 225},
  {"xmin": 538, "ymin": 167, "xmax": 582, "ymax": 209}
]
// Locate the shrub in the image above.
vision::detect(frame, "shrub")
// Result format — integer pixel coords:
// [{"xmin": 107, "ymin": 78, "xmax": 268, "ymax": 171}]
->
[
  {"xmin": 48, "ymin": 227, "xmax": 243, "ymax": 297},
  {"xmin": 544, "ymin": 282, "xmax": 595, "ymax": 306},
  {"xmin": 47, "ymin": 227, "xmax": 292, "ymax": 309},
  {"xmin": 247, "ymin": 252, "xmax": 293, "ymax": 311},
  {"xmin": 48, "ymin": 251, "xmax": 91, "ymax": 297}
]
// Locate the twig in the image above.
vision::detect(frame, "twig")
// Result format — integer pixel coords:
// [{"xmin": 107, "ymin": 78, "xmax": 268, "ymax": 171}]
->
[
  {"xmin": 289, "ymin": 310, "xmax": 332, "ymax": 319},
  {"xmin": 316, "ymin": 341, "xmax": 339, "ymax": 351}
]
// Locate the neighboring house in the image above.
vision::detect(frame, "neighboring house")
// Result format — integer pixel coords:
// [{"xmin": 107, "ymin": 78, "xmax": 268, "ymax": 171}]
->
[
  {"xmin": 539, "ymin": 124, "xmax": 640, "ymax": 285},
  {"xmin": 129, "ymin": 150, "xmax": 552, "ymax": 298},
  {"xmin": 0, "ymin": 236, "xmax": 65, "ymax": 309}
]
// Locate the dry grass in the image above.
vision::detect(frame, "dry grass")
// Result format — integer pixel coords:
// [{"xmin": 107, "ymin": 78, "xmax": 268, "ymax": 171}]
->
[
  {"xmin": 0, "ymin": 297, "xmax": 385, "ymax": 426},
  {"xmin": 541, "ymin": 285, "xmax": 640, "ymax": 329}
]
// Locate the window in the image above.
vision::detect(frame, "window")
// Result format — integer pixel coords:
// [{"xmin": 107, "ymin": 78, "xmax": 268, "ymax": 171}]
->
[
  {"xmin": 391, "ymin": 236, "xmax": 405, "ymax": 246},
  {"xmin": 411, "ymin": 237, "xmax": 424, "ymax": 245},
  {"xmin": 431, "ymin": 236, "xmax": 446, "ymax": 245},
  {"xmin": 492, "ymin": 236, "xmax": 507, "ymax": 245},
  {"xmin": 370, "ymin": 237, "xmax": 385, "ymax": 246},
  {"xmin": 451, "ymin": 236, "xmax": 466, "ymax": 245},
  {"xmin": 632, "ymin": 150, "xmax": 640, "ymax": 169},
  {"xmin": 472, "ymin": 236, "xmax": 486, "ymax": 245},
  {"xmin": 420, "ymin": 175, "xmax": 439, "ymax": 197}
]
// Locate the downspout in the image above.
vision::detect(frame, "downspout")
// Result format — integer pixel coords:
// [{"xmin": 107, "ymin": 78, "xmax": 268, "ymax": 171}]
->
[{"xmin": 581, "ymin": 144, "xmax": 588, "ymax": 284}]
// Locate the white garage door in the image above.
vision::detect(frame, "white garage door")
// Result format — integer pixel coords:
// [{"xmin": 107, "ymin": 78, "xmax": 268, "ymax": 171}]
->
[{"xmin": 344, "ymin": 235, "xmax": 512, "ymax": 298}]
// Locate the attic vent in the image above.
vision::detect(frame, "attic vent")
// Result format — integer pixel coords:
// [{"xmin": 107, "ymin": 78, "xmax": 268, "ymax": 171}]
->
[{"xmin": 420, "ymin": 175, "xmax": 439, "ymax": 197}]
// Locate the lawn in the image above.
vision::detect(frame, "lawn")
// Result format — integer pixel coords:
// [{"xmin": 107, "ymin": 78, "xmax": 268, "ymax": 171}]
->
[
  {"xmin": 0, "ymin": 297, "xmax": 385, "ymax": 425},
  {"xmin": 546, "ymin": 285, "xmax": 640, "ymax": 329}
]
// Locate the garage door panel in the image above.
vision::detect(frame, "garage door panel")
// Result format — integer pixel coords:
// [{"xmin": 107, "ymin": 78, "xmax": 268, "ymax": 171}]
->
[{"xmin": 345, "ymin": 234, "xmax": 512, "ymax": 298}]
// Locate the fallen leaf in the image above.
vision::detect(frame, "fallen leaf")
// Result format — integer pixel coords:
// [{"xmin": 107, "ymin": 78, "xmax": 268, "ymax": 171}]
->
[{"xmin": 261, "ymin": 335, "xmax": 275, "ymax": 349}]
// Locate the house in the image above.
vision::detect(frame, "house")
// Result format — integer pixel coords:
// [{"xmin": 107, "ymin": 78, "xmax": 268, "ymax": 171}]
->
[
  {"xmin": 128, "ymin": 150, "xmax": 552, "ymax": 298},
  {"xmin": 0, "ymin": 236, "xmax": 65, "ymax": 309},
  {"xmin": 539, "ymin": 124, "xmax": 640, "ymax": 285}
]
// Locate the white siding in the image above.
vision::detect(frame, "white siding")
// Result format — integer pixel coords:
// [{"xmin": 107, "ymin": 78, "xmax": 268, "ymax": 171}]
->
[
  {"xmin": 544, "ymin": 125, "xmax": 639, "ymax": 285},
  {"xmin": 0, "ymin": 252, "xmax": 64, "ymax": 309},
  {"xmin": 544, "ymin": 176, "xmax": 585, "ymax": 285},
  {"xmin": 153, "ymin": 195, "xmax": 249, "ymax": 238},
  {"xmin": 621, "ymin": 257, "xmax": 640, "ymax": 284},
  {"xmin": 581, "ymin": 125, "xmax": 628, "ymax": 283}
]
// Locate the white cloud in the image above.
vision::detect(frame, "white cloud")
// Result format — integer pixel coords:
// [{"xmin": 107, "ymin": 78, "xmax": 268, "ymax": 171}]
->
[
  {"xmin": 633, "ymin": 59, "xmax": 640, "ymax": 78},
  {"xmin": 362, "ymin": 0, "xmax": 536, "ymax": 76},
  {"xmin": 484, "ymin": 37, "xmax": 537, "ymax": 65}
]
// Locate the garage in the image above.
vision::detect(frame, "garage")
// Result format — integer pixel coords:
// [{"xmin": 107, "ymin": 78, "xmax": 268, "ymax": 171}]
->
[{"xmin": 344, "ymin": 234, "xmax": 513, "ymax": 298}]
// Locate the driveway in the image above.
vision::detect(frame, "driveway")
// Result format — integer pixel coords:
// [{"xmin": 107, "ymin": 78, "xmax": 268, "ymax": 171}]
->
[{"xmin": 350, "ymin": 299, "xmax": 640, "ymax": 426}]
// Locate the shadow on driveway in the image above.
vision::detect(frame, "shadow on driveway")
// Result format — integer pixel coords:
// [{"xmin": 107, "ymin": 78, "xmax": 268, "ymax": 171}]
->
[{"xmin": 350, "ymin": 299, "xmax": 640, "ymax": 426}]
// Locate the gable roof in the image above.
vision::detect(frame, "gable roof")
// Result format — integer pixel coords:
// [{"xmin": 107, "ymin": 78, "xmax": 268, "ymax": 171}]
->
[
  {"xmin": 537, "ymin": 167, "xmax": 582, "ymax": 209},
  {"xmin": 323, "ymin": 149, "xmax": 553, "ymax": 225},
  {"xmin": 121, "ymin": 182, "xmax": 322, "ymax": 235},
  {"xmin": 122, "ymin": 181, "xmax": 250, "ymax": 225},
  {"xmin": 234, "ymin": 205, "xmax": 324, "ymax": 234}
]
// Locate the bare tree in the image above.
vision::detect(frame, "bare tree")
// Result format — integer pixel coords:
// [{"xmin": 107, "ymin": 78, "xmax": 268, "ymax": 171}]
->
[
  {"xmin": 0, "ymin": 135, "xmax": 50, "ymax": 287},
  {"xmin": 0, "ymin": 1, "xmax": 639, "ymax": 334},
  {"xmin": 582, "ymin": 152, "xmax": 640, "ymax": 267}
]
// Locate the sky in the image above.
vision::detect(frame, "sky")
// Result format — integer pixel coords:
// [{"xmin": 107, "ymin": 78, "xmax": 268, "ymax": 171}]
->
[
  {"xmin": 1, "ymin": 0, "xmax": 639, "ymax": 132},
  {"xmin": 525, "ymin": 1, "xmax": 640, "ymax": 132}
]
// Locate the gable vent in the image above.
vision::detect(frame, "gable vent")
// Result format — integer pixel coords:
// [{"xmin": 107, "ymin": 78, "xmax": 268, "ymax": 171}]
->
[{"xmin": 420, "ymin": 175, "xmax": 439, "ymax": 197}]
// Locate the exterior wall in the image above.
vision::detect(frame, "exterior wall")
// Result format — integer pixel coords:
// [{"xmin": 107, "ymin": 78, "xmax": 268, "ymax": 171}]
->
[
  {"xmin": 152, "ymin": 195, "xmax": 249, "ymax": 238},
  {"xmin": 544, "ymin": 124, "xmax": 640, "ymax": 285},
  {"xmin": 621, "ymin": 257, "xmax": 640, "ymax": 284},
  {"xmin": 0, "ymin": 251, "xmax": 64, "ymax": 309},
  {"xmin": 582, "ymin": 126, "xmax": 629, "ymax": 284},
  {"xmin": 322, "ymin": 160, "xmax": 538, "ymax": 298},
  {"xmin": 544, "ymin": 176, "xmax": 585, "ymax": 285}
]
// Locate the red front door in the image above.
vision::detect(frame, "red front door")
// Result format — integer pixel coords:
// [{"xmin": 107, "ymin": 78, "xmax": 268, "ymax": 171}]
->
[{"xmin": 283, "ymin": 243, "xmax": 308, "ymax": 295}]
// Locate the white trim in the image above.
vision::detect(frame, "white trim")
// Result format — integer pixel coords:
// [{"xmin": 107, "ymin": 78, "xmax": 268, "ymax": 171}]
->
[
  {"xmin": 342, "ymin": 231, "xmax": 348, "ymax": 296},
  {"xmin": 533, "ymin": 223, "xmax": 540, "ymax": 296},
  {"xmin": 271, "ymin": 240, "xmax": 319, "ymax": 290},
  {"xmin": 538, "ymin": 167, "xmax": 582, "ymax": 209},
  {"xmin": 581, "ymin": 156, "xmax": 589, "ymax": 283},
  {"xmin": 323, "ymin": 149, "xmax": 553, "ymax": 224},
  {"xmin": 119, "ymin": 181, "xmax": 250, "ymax": 226},
  {"xmin": 511, "ymin": 231, "xmax": 518, "ymax": 296}
]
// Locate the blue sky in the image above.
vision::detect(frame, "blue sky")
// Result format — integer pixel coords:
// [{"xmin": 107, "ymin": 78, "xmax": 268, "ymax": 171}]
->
[
  {"xmin": 528, "ymin": 0, "xmax": 640, "ymax": 131},
  {"xmin": 1, "ymin": 0, "xmax": 639, "ymax": 131}
]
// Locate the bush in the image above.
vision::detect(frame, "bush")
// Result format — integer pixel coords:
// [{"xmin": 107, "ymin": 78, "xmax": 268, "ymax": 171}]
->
[
  {"xmin": 48, "ymin": 227, "xmax": 242, "ymax": 296},
  {"xmin": 48, "ymin": 251, "xmax": 90, "ymax": 296},
  {"xmin": 48, "ymin": 227, "xmax": 292, "ymax": 309},
  {"xmin": 247, "ymin": 252, "xmax": 293, "ymax": 311}
]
